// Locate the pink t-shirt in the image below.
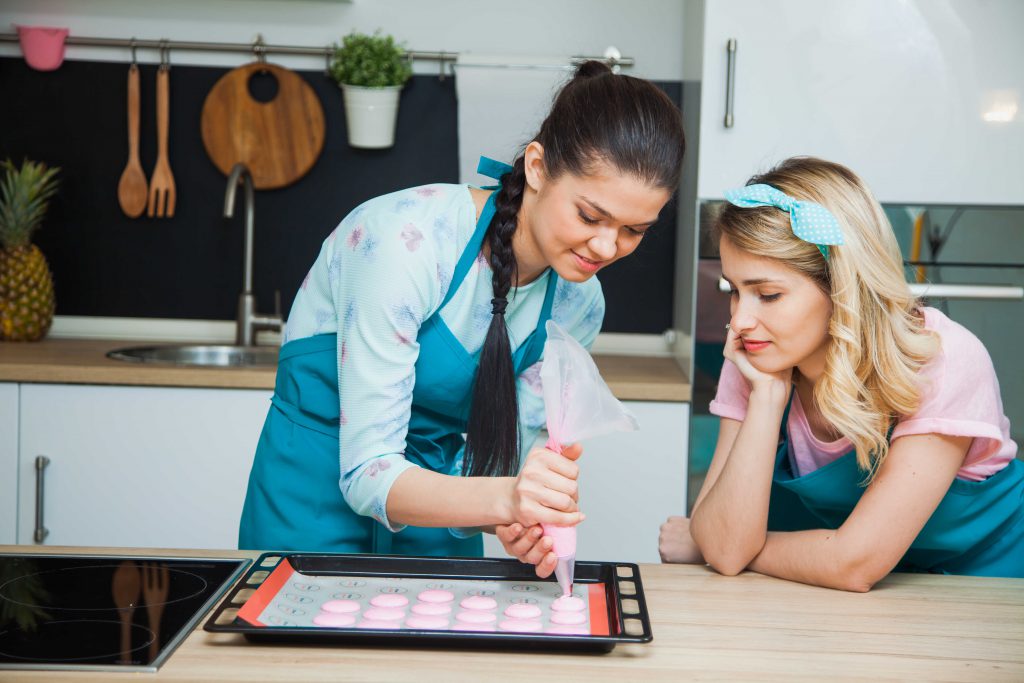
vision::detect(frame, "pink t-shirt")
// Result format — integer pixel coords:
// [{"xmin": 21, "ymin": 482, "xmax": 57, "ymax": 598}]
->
[{"xmin": 708, "ymin": 308, "xmax": 1017, "ymax": 481}]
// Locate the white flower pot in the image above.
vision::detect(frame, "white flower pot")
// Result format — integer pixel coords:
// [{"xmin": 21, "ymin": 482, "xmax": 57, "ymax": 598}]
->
[{"xmin": 340, "ymin": 84, "xmax": 403, "ymax": 149}]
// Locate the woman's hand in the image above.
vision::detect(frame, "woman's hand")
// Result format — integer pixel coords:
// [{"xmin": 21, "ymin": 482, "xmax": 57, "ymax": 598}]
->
[
  {"xmin": 508, "ymin": 443, "xmax": 584, "ymax": 528},
  {"xmin": 723, "ymin": 326, "xmax": 793, "ymax": 403},
  {"xmin": 495, "ymin": 523, "xmax": 558, "ymax": 578},
  {"xmin": 659, "ymin": 516, "xmax": 705, "ymax": 564}
]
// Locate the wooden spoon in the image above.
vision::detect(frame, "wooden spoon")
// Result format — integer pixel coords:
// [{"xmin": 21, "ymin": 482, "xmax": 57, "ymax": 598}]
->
[
  {"xmin": 112, "ymin": 560, "xmax": 141, "ymax": 664},
  {"xmin": 117, "ymin": 64, "xmax": 148, "ymax": 218}
]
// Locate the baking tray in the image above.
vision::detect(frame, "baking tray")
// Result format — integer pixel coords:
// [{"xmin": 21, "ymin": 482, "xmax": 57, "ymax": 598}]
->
[{"xmin": 204, "ymin": 553, "xmax": 652, "ymax": 653}]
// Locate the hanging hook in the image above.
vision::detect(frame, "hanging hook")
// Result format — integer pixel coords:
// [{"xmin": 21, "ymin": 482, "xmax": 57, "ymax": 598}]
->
[
  {"xmin": 603, "ymin": 46, "xmax": 622, "ymax": 75},
  {"xmin": 159, "ymin": 39, "xmax": 170, "ymax": 72},
  {"xmin": 129, "ymin": 37, "xmax": 138, "ymax": 67},
  {"xmin": 438, "ymin": 50, "xmax": 446, "ymax": 82},
  {"xmin": 252, "ymin": 34, "xmax": 267, "ymax": 70},
  {"xmin": 324, "ymin": 45, "xmax": 333, "ymax": 77}
]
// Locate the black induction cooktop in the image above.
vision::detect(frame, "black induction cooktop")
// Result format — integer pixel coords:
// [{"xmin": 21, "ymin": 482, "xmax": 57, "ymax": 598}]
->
[{"xmin": 0, "ymin": 553, "xmax": 249, "ymax": 673}]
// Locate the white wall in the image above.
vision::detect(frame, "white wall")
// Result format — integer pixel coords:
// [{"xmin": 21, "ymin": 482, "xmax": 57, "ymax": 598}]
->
[{"xmin": 0, "ymin": 0, "xmax": 686, "ymax": 79}]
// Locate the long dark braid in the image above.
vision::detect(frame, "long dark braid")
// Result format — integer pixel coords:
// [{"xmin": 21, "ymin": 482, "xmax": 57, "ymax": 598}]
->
[
  {"xmin": 464, "ymin": 158, "xmax": 526, "ymax": 477},
  {"xmin": 463, "ymin": 60, "xmax": 686, "ymax": 478}
]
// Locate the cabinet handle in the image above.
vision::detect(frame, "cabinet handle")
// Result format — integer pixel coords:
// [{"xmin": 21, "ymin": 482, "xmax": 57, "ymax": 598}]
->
[
  {"xmin": 34, "ymin": 455, "xmax": 50, "ymax": 544},
  {"xmin": 724, "ymin": 38, "xmax": 737, "ymax": 128}
]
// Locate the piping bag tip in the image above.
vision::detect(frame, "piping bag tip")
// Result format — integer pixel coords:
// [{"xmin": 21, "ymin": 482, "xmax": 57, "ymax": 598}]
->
[{"xmin": 554, "ymin": 554, "xmax": 576, "ymax": 597}]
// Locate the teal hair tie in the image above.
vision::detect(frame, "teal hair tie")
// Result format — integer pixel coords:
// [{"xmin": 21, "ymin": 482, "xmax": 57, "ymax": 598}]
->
[{"xmin": 723, "ymin": 183, "xmax": 844, "ymax": 261}]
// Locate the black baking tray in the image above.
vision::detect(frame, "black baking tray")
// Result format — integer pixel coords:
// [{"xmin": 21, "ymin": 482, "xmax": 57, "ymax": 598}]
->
[{"xmin": 203, "ymin": 553, "xmax": 652, "ymax": 653}]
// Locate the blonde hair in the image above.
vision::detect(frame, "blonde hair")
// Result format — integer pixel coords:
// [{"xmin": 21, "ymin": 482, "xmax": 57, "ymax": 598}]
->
[{"xmin": 715, "ymin": 157, "xmax": 939, "ymax": 480}]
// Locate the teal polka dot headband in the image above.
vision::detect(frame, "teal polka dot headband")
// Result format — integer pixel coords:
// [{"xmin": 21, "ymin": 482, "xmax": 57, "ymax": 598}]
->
[{"xmin": 724, "ymin": 183, "xmax": 844, "ymax": 261}]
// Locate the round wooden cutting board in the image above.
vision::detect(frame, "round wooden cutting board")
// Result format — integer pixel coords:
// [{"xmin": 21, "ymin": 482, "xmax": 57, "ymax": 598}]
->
[{"xmin": 200, "ymin": 62, "xmax": 326, "ymax": 190}]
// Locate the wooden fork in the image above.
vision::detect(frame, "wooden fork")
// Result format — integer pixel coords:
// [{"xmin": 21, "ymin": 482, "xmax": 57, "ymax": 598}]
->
[
  {"xmin": 142, "ymin": 562, "xmax": 170, "ymax": 661},
  {"xmin": 147, "ymin": 65, "xmax": 176, "ymax": 218}
]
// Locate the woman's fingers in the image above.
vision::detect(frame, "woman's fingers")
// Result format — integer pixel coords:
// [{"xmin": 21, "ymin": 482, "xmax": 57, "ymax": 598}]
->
[
  {"xmin": 534, "ymin": 551, "xmax": 557, "ymax": 579},
  {"xmin": 521, "ymin": 451, "xmax": 579, "ymax": 500},
  {"xmin": 518, "ymin": 484, "xmax": 576, "ymax": 515},
  {"xmin": 722, "ymin": 327, "xmax": 749, "ymax": 367},
  {"xmin": 505, "ymin": 526, "xmax": 543, "ymax": 557},
  {"xmin": 544, "ymin": 474, "xmax": 579, "ymax": 500},
  {"xmin": 560, "ymin": 442, "xmax": 584, "ymax": 461},
  {"xmin": 534, "ymin": 508, "xmax": 585, "ymax": 527},
  {"xmin": 501, "ymin": 525, "xmax": 582, "ymax": 576},
  {"xmin": 496, "ymin": 523, "xmax": 521, "ymax": 542},
  {"xmin": 528, "ymin": 448, "xmax": 579, "ymax": 480},
  {"xmin": 511, "ymin": 445, "xmax": 586, "ymax": 529},
  {"xmin": 521, "ymin": 535, "xmax": 554, "ymax": 565},
  {"xmin": 542, "ymin": 488, "xmax": 577, "ymax": 513},
  {"xmin": 658, "ymin": 515, "xmax": 705, "ymax": 564}
]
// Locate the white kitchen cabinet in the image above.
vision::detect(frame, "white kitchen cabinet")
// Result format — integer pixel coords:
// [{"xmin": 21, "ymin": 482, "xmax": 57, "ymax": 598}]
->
[
  {"xmin": 483, "ymin": 401, "xmax": 690, "ymax": 564},
  {"xmin": 14, "ymin": 383, "xmax": 687, "ymax": 561},
  {"xmin": 17, "ymin": 383, "xmax": 272, "ymax": 549},
  {"xmin": 0, "ymin": 383, "xmax": 17, "ymax": 544},
  {"xmin": 696, "ymin": 0, "xmax": 1024, "ymax": 205}
]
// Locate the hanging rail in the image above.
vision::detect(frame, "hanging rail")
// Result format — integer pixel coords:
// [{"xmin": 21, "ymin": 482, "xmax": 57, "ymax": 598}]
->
[
  {"xmin": 717, "ymin": 277, "xmax": 1023, "ymax": 301},
  {"xmin": 0, "ymin": 32, "xmax": 634, "ymax": 69}
]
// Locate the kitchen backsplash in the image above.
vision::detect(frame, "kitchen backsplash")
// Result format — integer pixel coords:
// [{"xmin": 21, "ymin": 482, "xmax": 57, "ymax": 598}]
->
[{"xmin": 0, "ymin": 57, "xmax": 681, "ymax": 335}]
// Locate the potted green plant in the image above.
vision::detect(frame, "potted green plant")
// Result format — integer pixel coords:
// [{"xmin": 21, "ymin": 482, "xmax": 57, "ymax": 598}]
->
[{"xmin": 329, "ymin": 31, "xmax": 412, "ymax": 149}]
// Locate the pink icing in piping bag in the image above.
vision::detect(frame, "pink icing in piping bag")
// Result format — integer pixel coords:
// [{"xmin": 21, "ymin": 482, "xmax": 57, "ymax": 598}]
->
[
  {"xmin": 541, "ymin": 436, "xmax": 576, "ymax": 597},
  {"xmin": 537, "ymin": 321, "xmax": 639, "ymax": 598}
]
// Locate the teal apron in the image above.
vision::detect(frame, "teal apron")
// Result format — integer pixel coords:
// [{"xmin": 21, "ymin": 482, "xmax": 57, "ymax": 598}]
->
[
  {"xmin": 238, "ymin": 157, "xmax": 558, "ymax": 556},
  {"xmin": 768, "ymin": 398, "xmax": 1024, "ymax": 577}
]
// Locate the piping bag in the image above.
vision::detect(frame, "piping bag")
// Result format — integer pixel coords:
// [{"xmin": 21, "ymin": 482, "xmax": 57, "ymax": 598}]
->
[{"xmin": 539, "ymin": 320, "xmax": 639, "ymax": 596}]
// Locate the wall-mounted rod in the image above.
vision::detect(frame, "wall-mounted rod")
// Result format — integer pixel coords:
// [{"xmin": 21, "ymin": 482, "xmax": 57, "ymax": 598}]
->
[
  {"xmin": 904, "ymin": 260, "xmax": 1024, "ymax": 270},
  {"xmin": 718, "ymin": 277, "xmax": 1023, "ymax": 301},
  {"xmin": 909, "ymin": 283, "xmax": 1023, "ymax": 300},
  {"xmin": 0, "ymin": 33, "xmax": 634, "ymax": 68}
]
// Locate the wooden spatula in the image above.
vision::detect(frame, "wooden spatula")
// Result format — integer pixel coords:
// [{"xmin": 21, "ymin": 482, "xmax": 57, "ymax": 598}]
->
[
  {"xmin": 147, "ymin": 65, "xmax": 176, "ymax": 218},
  {"xmin": 116, "ymin": 64, "xmax": 147, "ymax": 218}
]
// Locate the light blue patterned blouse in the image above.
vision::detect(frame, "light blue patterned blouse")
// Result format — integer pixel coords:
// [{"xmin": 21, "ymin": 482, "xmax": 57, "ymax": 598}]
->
[{"xmin": 284, "ymin": 183, "xmax": 605, "ymax": 532}]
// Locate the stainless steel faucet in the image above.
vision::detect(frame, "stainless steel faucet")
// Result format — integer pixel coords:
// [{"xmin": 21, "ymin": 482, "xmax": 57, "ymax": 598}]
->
[{"xmin": 223, "ymin": 163, "xmax": 283, "ymax": 347}]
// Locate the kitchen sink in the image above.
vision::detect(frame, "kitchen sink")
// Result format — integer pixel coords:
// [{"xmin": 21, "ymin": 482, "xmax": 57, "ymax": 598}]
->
[{"xmin": 106, "ymin": 344, "xmax": 279, "ymax": 368}]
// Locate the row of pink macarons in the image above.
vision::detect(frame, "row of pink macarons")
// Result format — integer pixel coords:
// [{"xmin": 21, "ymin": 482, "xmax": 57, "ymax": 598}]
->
[{"xmin": 309, "ymin": 589, "xmax": 588, "ymax": 634}]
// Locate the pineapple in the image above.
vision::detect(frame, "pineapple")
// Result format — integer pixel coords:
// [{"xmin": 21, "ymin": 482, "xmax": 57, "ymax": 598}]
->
[{"xmin": 0, "ymin": 159, "xmax": 60, "ymax": 342}]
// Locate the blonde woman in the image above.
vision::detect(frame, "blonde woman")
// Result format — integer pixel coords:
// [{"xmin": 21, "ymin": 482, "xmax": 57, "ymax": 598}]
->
[{"xmin": 659, "ymin": 157, "xmax": 1023, "ymax": 590}]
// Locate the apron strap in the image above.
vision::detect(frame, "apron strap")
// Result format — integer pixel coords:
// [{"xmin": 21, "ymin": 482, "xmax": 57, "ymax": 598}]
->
[
  {"xmin": 438, "ymin": 157, "xmax": 512, "ymax": 310},
  {"xmin": 511, "ymin": 270, "xmax": 559, "ymax": 373},
  {"xmin": 778, "ymin": 393, "xmax": 794, "ymax": 441},
  {"xmin": 442, "ymin": 192, "xmax": 495, "ymax": 309},
  {"xmin": 477, "ymin": 156, "xmax": 514, "ymax": 182},
  {"xmin": 538, "ymin": 269, "xmax": 558, "ymax": 319}
]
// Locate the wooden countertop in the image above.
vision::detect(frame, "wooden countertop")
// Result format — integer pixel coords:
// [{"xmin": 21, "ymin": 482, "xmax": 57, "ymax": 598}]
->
[
  {"xmin": 3, "ymin": 545, "xmax": 1021, "ymax": 682},
  {"xmin": 0, "ymin": 338, "xmax": 691, "ymax": 401}
]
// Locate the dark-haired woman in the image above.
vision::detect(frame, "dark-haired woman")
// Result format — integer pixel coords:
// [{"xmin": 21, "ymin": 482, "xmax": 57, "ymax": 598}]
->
[{"xmin": 238, "ymin": 62, "xmax": 685, "ymax": 576}]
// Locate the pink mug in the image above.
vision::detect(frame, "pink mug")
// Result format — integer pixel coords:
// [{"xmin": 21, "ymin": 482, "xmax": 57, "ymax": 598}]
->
[{"xmin": 15, "ymin": 25, "xmax": 69, "ymax": 71}]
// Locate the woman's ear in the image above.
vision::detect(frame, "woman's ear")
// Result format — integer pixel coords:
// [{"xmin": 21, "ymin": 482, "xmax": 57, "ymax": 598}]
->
[{"xmin": 523, "ymin": 141, "xmax": 546, "ymax": 193}]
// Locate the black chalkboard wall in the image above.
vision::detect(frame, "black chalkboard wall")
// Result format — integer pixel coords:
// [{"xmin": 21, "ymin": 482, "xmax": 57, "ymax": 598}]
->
[{"xmin": 0, "ymin": 57, "xmax": 678, "ymax": 333}]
